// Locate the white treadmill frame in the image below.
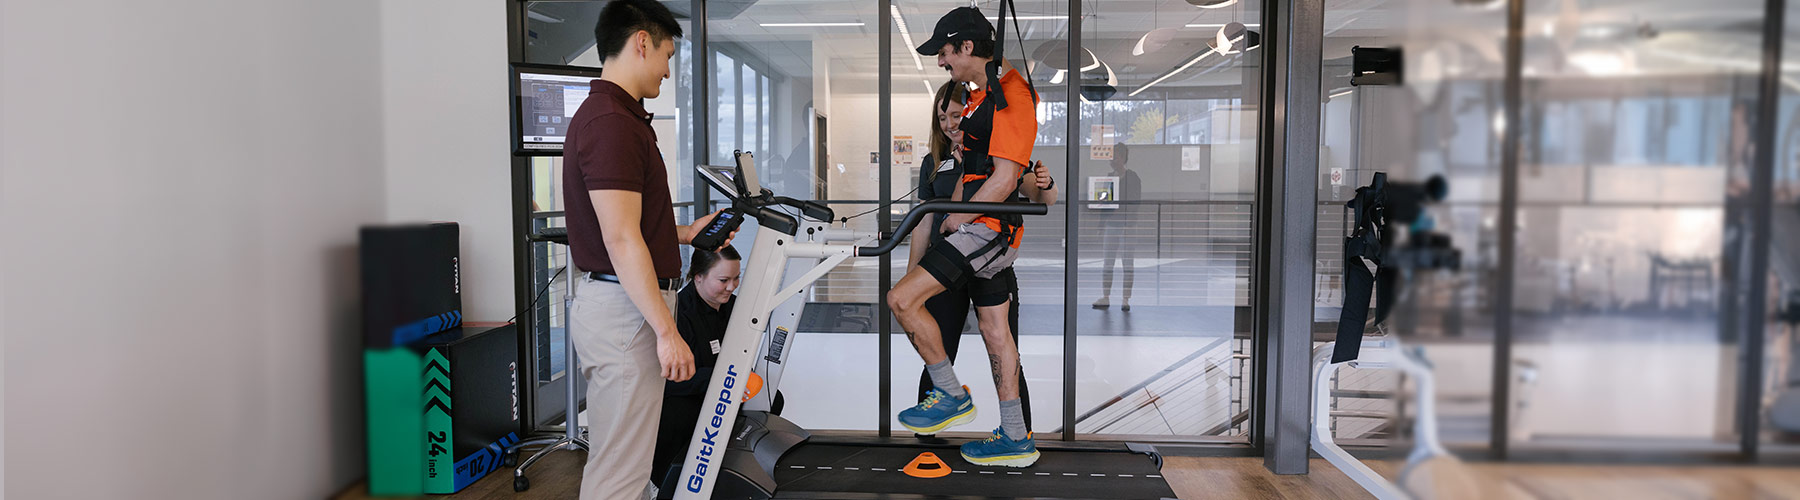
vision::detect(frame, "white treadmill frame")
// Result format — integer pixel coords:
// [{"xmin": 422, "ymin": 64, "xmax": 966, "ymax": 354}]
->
[
  {"xmin": 674, "ymin": 154, "xmax": 874, "ymax": 499},
  {"xmin": 1310, "ymin": 336, "xmax": 1448, "ymax": 500}
]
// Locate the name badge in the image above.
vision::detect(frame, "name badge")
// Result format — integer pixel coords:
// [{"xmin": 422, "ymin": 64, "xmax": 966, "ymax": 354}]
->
[
  {"xmin": 937, "ymin": 159, "xmax": 956, "ymax": 173},
  {"xmin": 709, "ymin": 339, "xmax": 722, "ymax": 355}
]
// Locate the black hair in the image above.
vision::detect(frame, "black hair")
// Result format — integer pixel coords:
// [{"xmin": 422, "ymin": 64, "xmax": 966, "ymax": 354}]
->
[
  {"xmin": 1113, "ymin": 142, "xmax": 1130, "ymax": 163},
  {"xmin": 687, "ymin": 245, "xmax": 742, "ymax": 281},
  {"xmin": 594, "ymin": 0, "xmax": 684, "ymax": 61},
  {"xmin": 949, "ymin": 38, "xmax": 995, "ymax": 59}
]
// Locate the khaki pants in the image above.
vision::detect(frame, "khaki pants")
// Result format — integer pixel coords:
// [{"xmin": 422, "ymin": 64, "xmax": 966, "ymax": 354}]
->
[{"xmin": 571, "ymin": 276, "xmax": 677, "ymax": 500}]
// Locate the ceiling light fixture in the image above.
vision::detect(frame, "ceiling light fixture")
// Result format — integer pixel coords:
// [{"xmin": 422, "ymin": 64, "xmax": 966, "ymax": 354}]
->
[
  {"xmin": 1451, "ymin": 0, "xmax": 1504, "ymax": 10},
  {"xmin": 1208, "ymin": 22, "xmax": 1261, "ymax": 55},
  {"xmin": 527, "ymin": 11, "xmax": 565, "ymax": 24},
  {"xmin": 1130, "ymin": 51, "xmax": 1213, "ymax": 97},
  {"xmin": 1186, "ymin": 0, "xmax": 1240, "ymax": 9},
  {"xmin": 1568, "ymin": 50, "xmax": 1628, "ymax": 76},
  {"xmin": 759, "ymin": 22, "xmax": 866, "ymax": 27},
  {"xmin": 1134, "ymin": 28, "xmax": 1180, "ymax": 56},
  {"xmin": 923, "ymin": 79, "xmax": 935, "ymax": 94},
  {"xmin": 1132, "ymin": 22, "xmax": 1259, "ymax": 98},
  {"xmin": 1186, "ymin": 23, "xmax": 1259, "ymax": 28},
  {"xmin": 892, "ymin": 6, "xmax": 924, "ymax": 71}
]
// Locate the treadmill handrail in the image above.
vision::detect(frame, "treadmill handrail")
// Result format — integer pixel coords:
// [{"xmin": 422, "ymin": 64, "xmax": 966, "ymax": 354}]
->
[{"xmin": 856, "ymin": 200, "xmax": 1048, "ymax": 257}]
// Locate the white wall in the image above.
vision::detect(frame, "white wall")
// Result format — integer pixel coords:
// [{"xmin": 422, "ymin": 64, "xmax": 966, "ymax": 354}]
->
[
  {"xmin": 825, "ymin": 93, "xmax": 934, "ymax": 202},
  {"xmin": 380, "ymin": 0, "xmax": 513, "ymax": 321},
  {"xmin": 2, "ymin": 0, "xmax": 384, "ymax": 499}
]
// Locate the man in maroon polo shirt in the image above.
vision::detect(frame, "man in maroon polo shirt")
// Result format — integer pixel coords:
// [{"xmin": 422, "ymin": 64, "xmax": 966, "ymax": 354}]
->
[{"xmin": 562, "ymin": 1, "xmax": 728, "ymax": 498}]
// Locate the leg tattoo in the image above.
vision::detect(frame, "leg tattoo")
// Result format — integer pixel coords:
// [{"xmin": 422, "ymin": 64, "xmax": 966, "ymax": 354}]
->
[{"xmin": 988, "ymin": 353, "xmax": 1004, "ymax": 388}]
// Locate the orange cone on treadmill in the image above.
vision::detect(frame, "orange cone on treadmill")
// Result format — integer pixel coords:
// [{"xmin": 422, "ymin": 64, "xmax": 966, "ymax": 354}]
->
[{"xmin": 903, "ymin": 452, "xmax": 952, "ymax": 478}]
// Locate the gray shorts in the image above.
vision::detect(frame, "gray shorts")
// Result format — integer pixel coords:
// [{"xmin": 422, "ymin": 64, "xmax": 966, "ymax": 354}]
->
[{"xmin": 920, "ymin": 222, "xmax": 1020, "ymax": 288}]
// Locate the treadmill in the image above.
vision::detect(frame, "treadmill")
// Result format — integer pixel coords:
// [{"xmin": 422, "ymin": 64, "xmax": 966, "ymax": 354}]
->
[{"xmin": 662, "ymin": 151, "xmax": 1176, "ymax": 499}]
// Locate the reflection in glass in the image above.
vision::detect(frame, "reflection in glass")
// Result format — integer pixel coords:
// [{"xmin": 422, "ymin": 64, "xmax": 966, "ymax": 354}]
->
[
  {"xmin": 1312, "ymin": 1, "xmax": 1505, "ymax": 452},
  {"xmin": 708, "ymin": 0, "xmax": 876, "ymax": 430},
  {"xmin": 1506, "ymin": 0, "xmax": 1764, "ymax": 453},
  {"xmin": 717, "ymin": 52, "xmax": 737, "ymax": 163},
  {"xmin": 1071, "ymin": 0, "xmax": 1261, "ymax": 442},
  {"xmin": 1765, "ymin": 0, "xmax": 1800, "ymax": 458}
]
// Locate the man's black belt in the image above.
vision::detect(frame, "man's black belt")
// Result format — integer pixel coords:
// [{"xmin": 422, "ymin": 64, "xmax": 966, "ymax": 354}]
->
[{"xmin": 590, "ymin": 272, "xmax": 681, "ymax": 291}]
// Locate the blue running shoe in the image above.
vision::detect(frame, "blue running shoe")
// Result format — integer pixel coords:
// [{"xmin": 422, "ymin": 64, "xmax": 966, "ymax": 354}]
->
[
  {"xmin": 898, "ymin": 385, "xmax": 975, "ymax": 435},
  {"xmin": 960, "ymin": 427, "xmax": 1040, "ymax": 468}
]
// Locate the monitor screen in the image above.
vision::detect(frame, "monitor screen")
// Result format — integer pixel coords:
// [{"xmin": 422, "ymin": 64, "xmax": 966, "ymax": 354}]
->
[
  {"xmin": 516, "ymin": 70, "xmax": 598, "ymax": 152},
  {"xmin": 698, "ymin": 165, "xmax": 742, "ymax": 199},
  {"xmin": 734, "ymin": 151, "xmax": 763, "ymax": 195}
]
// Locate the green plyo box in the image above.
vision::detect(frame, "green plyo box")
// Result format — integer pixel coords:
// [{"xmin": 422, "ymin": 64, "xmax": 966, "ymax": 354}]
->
[{"xmin": 365, "ymin": 347, "xmax": 425, "ymax": 496}]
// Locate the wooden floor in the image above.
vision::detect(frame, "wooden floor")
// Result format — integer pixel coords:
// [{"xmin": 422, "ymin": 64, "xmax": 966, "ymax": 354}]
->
[{"xmin": 334, "ymin": 453, "xmax": 1800, "ymax": 499}]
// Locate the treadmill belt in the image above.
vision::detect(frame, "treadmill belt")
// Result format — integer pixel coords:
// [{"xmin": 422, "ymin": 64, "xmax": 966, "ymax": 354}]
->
[{"xmin": 771, "ymin": 443, "xmax": 1177, "ymax": 499}]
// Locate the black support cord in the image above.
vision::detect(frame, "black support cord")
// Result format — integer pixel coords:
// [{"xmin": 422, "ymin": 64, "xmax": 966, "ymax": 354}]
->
[
  {"xmin": 505, "ymin": 266, "xmax": 566, "ymax": 326},
  {"xmin": 1004, "ymin": 0, "xmax": 1034, "ymax": 78},
  {"xmin": 837, "ymin": 185, "xmax": 922, "ymax": 223}
]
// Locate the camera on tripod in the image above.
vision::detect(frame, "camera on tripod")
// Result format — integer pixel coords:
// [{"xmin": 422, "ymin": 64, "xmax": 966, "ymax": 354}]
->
[{"xmin": 1371, "ymin": 174, "xmax": 1460, "ymax": 271}]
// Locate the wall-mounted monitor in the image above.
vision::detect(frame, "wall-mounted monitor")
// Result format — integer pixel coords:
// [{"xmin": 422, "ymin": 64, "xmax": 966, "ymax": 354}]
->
[{"xmin": 511, "ymin": 63, "xmax": 605, "ymax": 156}]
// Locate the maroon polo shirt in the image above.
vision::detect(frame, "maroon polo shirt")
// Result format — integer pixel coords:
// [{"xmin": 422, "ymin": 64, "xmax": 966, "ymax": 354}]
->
[{"xmin": 563, "ymin": 79, "xmax": 682, "ymax": 279}]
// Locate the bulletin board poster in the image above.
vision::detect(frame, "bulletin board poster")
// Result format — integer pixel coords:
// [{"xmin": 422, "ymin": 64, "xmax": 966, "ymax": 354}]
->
[
  {"xmin": 894, "ymin": 135, "xmax": 915, "ymax": 165},
  {"xmin": 1088, "ymin": 176, "xmax": 1120, "ymax": 209},
  {"xmin": 1090, "ymin": 124, "xmax": 1115, "ymax": 160},
  {"xmin": 1182, "ymin": 146, "xmax": 1204, "ymax": 171}
]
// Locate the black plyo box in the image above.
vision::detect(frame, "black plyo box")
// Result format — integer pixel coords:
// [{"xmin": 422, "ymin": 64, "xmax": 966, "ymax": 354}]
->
[
  {"xmin": 420, "ymin": 324, "xmax": 522, "ymax": 493},
  {"xmin": 361, "ymin": 223, "xmax": 462, "ymax": 348}
]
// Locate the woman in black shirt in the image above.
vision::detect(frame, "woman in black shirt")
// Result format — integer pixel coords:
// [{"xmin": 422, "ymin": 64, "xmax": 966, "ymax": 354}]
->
[{"xmin": 650, "ymin": 246, "xmax": 741, "ymax": 489}]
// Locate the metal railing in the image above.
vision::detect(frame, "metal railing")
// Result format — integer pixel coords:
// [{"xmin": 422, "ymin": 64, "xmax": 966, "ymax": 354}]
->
[
  {"xmin": 1060, "ymin": 337, "xmax": 1254, "ymax": 437},
  {"xmin": 798, "ymin": 199, "xmax": 1349, "ymax": 309}
]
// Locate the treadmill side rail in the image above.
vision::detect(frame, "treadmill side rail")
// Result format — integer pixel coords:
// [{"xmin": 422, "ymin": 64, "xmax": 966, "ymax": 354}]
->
[
  {"xmin": 675, "ymin": 222, "xmax": 855, "ymax": 500},
  {"xmin": 675, "ymin": 226, "xmax": 794, "ymax": 500}
]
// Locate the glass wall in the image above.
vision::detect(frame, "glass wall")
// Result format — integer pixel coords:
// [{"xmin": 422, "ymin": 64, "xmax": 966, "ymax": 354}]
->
[
  {"xmin": 1072, "ymin": 0, "xmax": 1261, "ymax": 442},
  {"xmin": 708, "ymin": 0, "xmax": 882, "ymax": 431},
  {"xmin": 884, "ymin": 0, "xmax": 1071, "ymax": 437},
  {"xmin": 1764, "ymin": 0, "xmax": 1800, "ymax": 459},
  {"xmin": 1507, "ymin": 0, "xmax": 1765, "ymax": 453},
  {"xmin": 1312, "ymin": 0, "xmax": 1507, "ymax": 453},
  {"xmin": 508, "ymin": 0, "xmax": 1798, "ymax": 457}
]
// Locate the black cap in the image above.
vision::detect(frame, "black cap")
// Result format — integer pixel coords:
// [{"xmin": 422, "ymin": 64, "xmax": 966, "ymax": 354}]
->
[{"xmin": 915, "ymin": 7, "xmax": 993, "ymax": 56}]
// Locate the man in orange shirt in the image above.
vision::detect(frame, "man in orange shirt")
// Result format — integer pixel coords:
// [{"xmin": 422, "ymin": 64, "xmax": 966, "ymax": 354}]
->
[{"xmin": 888, "ymin": 6, "xmax": 1041, "ymax": 468}]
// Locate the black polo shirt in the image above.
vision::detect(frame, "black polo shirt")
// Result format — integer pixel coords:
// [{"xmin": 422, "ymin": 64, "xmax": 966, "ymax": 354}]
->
[
  {"xmin": 666, "ymin": 283, "xmax": 736, "ymax": 396},
  {"xmin": 918, "ymin": 152, "xmax": 962, "ymax": 242}
]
